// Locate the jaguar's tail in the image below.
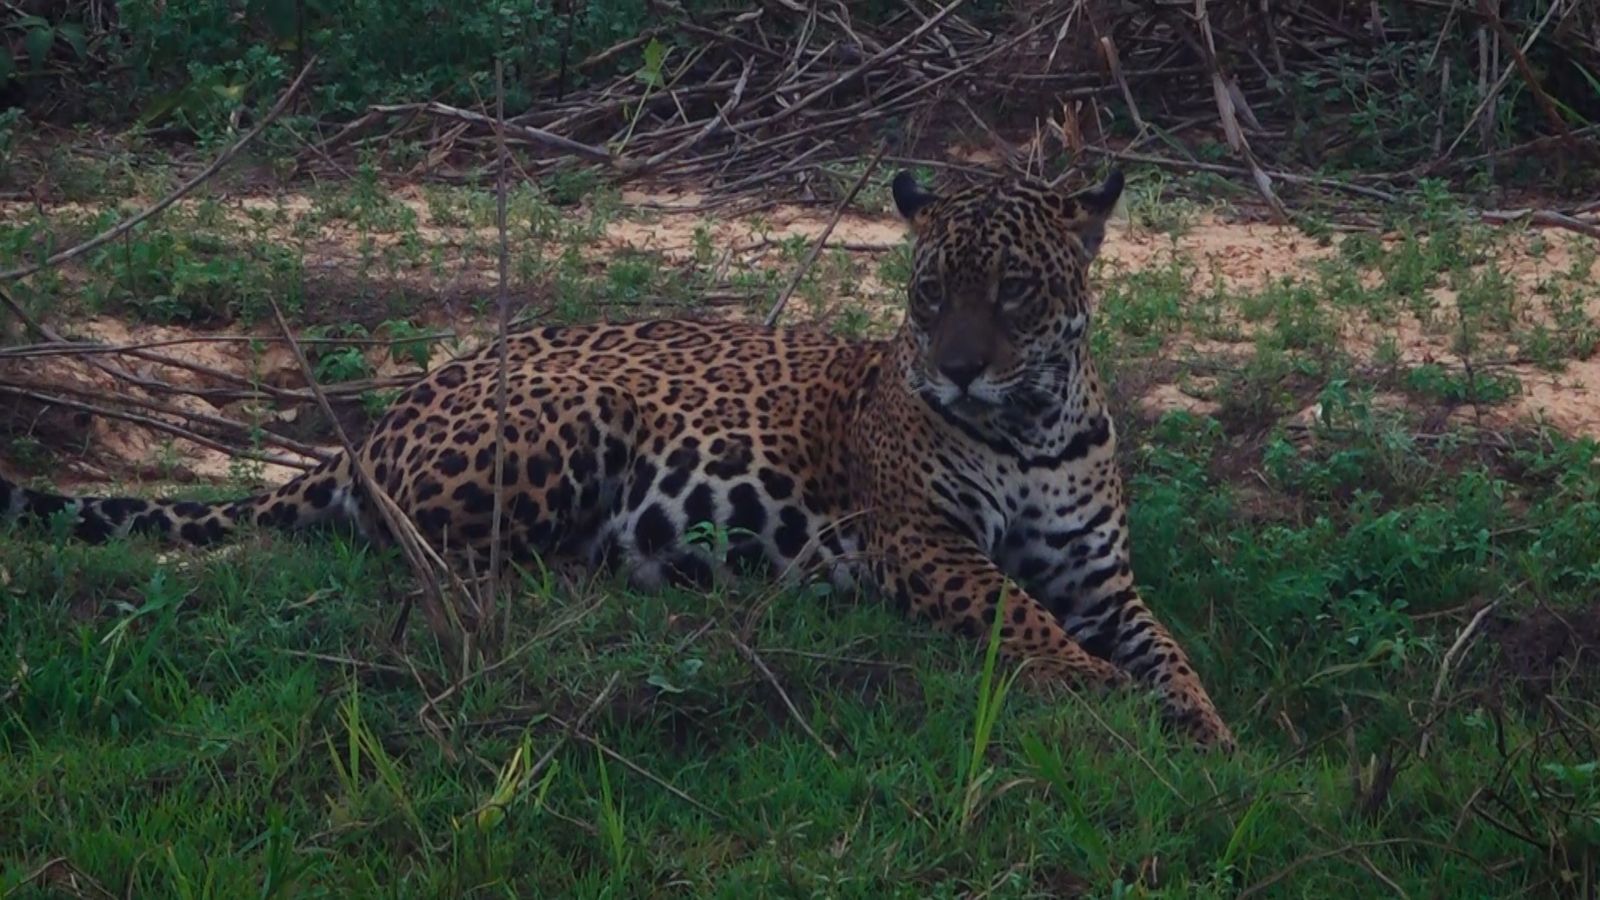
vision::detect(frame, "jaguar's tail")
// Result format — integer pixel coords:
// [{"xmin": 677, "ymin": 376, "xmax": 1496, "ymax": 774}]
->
[{"xmin": 1, "ymin": 453, "xmax": 362, "ymax": 545}]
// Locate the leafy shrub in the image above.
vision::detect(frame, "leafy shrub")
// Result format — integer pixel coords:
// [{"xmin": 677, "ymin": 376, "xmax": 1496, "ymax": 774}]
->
[{"xmin": 85, "ymin": 220, "xmax": 304, "ymax": 324}]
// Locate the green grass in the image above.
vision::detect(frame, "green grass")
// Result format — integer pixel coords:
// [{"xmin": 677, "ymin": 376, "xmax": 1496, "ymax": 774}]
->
[
  {"xmin": 4, "ymin": 165, "xmax": 1600, "ymax": 896},
  {"xmin": 4, "ymin": 408, "xmax": 1598, "ymax": 896}
]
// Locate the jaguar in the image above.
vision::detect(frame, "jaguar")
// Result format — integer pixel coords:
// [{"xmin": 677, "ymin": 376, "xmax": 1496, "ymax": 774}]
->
[{"xmin": 1, "ymin": 168, "xmax": 1234, "ymax": 749}]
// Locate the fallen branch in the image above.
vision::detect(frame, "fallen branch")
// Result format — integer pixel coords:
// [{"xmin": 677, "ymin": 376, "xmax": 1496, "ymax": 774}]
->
[
  {"xmin": 0, "ymin": 383, "xmax": 317, "ymax": 472},
  {"xmin": 1095, "ymin": 148, "xmax": 1402, "ymax": 204},
  {"xmin": 759, "ymin": 0, "xmax": 966, "ymax": 132},
  {"xmin": 0, "ymin": 377, "xmax": 332, "ymax": 462},
  {"xmin": 5, "ymin": 857, "xmax": 115, "ymax": 900},
  {"xmin": 523, "ymin": 672, "xmax": 621, "ymax": 780},
  {"xmin": 1192, "ymin": 0, "xmax": 1288, "ymax": 222},
  {"xmin": 634, "ymin": 60, "xmax": 752, "ymax": 176},
  {"xmin": 1478, "ymin": 207, "xmax": 1600, "ymax": 240},
  {"xmin": 371, "ymin": 101, "xmax": 624, "ymax": 169},
  {"xmin": 0, "ymin": 331, "xmax": 453, "ymax": 360}
]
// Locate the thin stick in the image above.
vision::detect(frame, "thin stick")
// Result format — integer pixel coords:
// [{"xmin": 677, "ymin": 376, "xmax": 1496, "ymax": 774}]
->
[
  {"xmin": 1101, "ymin": 35, "xmax": 1147, "ymax": 133},
  {"xmin": 453, "ymin": 673, "xmax": 623, "ymax": 819},
  {"xmin": 7, "ymin": 857, "xmax": 115, "ymax": 900},
  {"xmin": 1193, "ymin": 0, "xmax": 1288, "ymax": 222},
  {"xmin": 763, "ymin": 143, "xmax": 888, "ymax": 327},
  {"xmin": 1438, "ymin": 123, "xmax": 1600, "ymax": 173},
  {"xmin": 734, "ymin": 237, "xmax": 899, "ymax": 255},
  {"xmin": 0, "ymin": 331, "xmax": 454, "ymax": 359},
  {"xmin": 1419, "ymin": 600, "xmax": 1500, "ymax": 759},
  {"xmin": 1, "ymin": 56, "xmax": 319, "ymax": 282},
  {"xmin": 266, "ymin": 298, "xmax": 470, "ymax": 651},
  {"xmin": 1, "ymin": 378, "xmax": 327, "ymax": 462},
  {"xmin": 486, "ymin": 58, "xmax": 512, "ymax": 645},
  {"xmin": 762, "ymin": 647, "xmax": 915, "ymax": 670},
  {"xmin": 729, "ymin": 632, "xmax": 840, "ymax": 762},
  {"xmin": 275, "ymin": 649, "xmax": 410, "ymax": 675},
  {"xmin": 1437, "ymin": 0, "xmax": 1568, "ymax": 164},
  {"xmin": 524, "ymin": 29, "xmax": 668, "ymax": 90},
  {"xmin": 1479, "ymin": 207, "xmax": 1600, "ymax": 240},
  {"xmin": 372, "ymin": 101, "xmax": 623, "ymax": 168},
  {"xmin": 523, "ymin": 672, "xmax": 621, "ymax": 787},
  {"xmin": 0, "ymin": 383, "xmax": 317, "ymax": 472},
  {"xmin": 635, "ymin": 61, "xmax": 751, "ymax": 175},
  {"xmin": 1475, "ymin": 0, "xmax": 1571, "ymax": 147},
  {"xmin": 1239, "ymin": 836, "xmax": 1487, "ymax": 898},
  {"xmin": 0, "ymin": 284, "xmax": 336, "ymax": 469},
  {"xmin": 1057, "ymin": 681, "xmax": 1189, "ymax": 803},
  {"xmin": 1095, "ymin": 147, "xmax": 1401, "ymax": 203},
  {"xmin": 554, "ymin": 716, "xmax": 728, "ymax": 822}
]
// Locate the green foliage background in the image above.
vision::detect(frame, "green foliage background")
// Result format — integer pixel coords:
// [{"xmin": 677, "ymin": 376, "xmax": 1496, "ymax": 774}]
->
[
  {"xmin": 6, "ymin": 1, "xmax": 951, "ymax": 128},
  {"xmin": 3, "ymin": 1, "xmax": 1597, "ymax": 170}
]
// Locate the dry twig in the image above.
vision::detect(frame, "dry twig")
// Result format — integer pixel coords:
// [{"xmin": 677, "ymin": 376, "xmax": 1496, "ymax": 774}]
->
[
  {"xmin": 729, "ymin": 631, "xmax": 840, "ymax": 762},
  {"xmin": 1419, "ymin": 600, "xmax": 1501, "ymax": 760},
  {"xmin": 485, "ymin": 59, "xmax": 514, "ymax": 648},
  {"xmin": 266, "ymin": 298, "xmax": 474, "ymax": 659},
  {"xmin": 764, "ymin": 143, "xmax": 888, "ymax": 327}
]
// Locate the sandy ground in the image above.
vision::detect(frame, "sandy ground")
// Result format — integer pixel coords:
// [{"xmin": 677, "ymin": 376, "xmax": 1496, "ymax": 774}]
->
[{"xmin": 2, "ymin": 187, "xmax": 1597, "ymax": 489}]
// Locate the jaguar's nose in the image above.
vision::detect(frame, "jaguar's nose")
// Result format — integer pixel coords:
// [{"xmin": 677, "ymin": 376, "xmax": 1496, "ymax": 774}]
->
[{"xmin": 939, "ymin": 357, "xmax": 986, "ymax": 390}]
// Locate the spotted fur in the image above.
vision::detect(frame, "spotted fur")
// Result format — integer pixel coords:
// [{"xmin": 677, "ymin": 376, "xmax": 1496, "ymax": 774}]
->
[{"xmin": 1, "ymin": 169, "xmax": 1233, "ymax": 749}]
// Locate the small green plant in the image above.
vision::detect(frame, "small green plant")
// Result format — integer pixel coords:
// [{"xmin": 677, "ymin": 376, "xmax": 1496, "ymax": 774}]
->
[
  {"xmin": 84, "ymin": 218, "xmax": 302, "ymax": 323},
  {"xmin": 616, "ymin": 38, "xmax": 672, "ymax": 154},
  {"xmin": 256, "ymin": 809, "xmax": 315, "ymax": 900},
  {"xmin": 226, "ymin": 421, "xmax": 269, "ymax": 490},
  {"xmin": 1018, "ymin": 734, "xmax": 1114, "ymax": 882},
  {"xmin": 327, "ymin": 680, "xmax": 428, "ymax": 848},
  {"xmin": 1402, "ymin": 362, "xmax": 1520, "ymax": 405},
  {"xmin": 304, "ymin": 325, "xmax": 376, "ymax": 384},
  {"xmin": 360, "ymin": 389, "xmax": 401, "ymax": 419},
  {"xmin": 948, "ymin": 585, "xmax": 1023, "ymax": 834},
  {"xmin": 137, "ymin": 46, "xmax": 286, "ymax": 142},
  {"xmin": 832, "ymin": 305, "xmax": 876, "ymax": 338},
  {"xmin": 463, "ymin": 726, "xmax": 559, "ymax": 833},
  {"xmin": 1100, "ymin": 255, "xmax": 1192, "ymax": 349},
  {"xmin": 646, "ymin": 656, "xmax": 705, "ymax": 695},
  {"xmin": 379, "ymin": 319, "xmax": 440, "ymax": 370},
  {"xmin": 594, "ymin": 749, "xmax": 631, "ymax": 893},
  {"xmin": 1126, "ymin": 170, "xmax": 1206, "ymax": 238},
  {"xmin": 5, "ymin": 435, "xmax": 50, "ymax": 473},
  {"xmin": 97, "ymin": 569, "xmax": 186, "ymax": 688},
  {"xmin": 316, "ymin": 347, "xmax": 373, "ymax": 384},
  {"xmin": 690, "ymin": 224, "xmax": 715, "ymax": 266},
  {"xmin": 543, "ymin": 168, "xmax": 601, "ymax": 207}
]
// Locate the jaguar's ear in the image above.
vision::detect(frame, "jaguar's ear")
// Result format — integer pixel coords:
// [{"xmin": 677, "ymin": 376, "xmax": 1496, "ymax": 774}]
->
[
  {"xmin": 1066, "ymin": 169, "xmax": 1124, "ymax": 258},
  {"xmin": 892, "ymin": 171, "xmax": 939, "ymax": 227}
]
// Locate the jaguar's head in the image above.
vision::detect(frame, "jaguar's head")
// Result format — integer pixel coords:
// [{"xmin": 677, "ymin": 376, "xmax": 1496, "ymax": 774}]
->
[{"xmin": 891, "ymin": 169, "xmax": 1123, "ymax": 414}]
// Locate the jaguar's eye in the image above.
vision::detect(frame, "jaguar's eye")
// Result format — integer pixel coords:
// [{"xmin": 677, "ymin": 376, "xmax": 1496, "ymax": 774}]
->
[
  {"xmin": 997, "ymin": 277, "xmax": 1032, "ymax": 308},
  {"xmin": 914, "ymin": 279, "xmax": 943, "ymax": 314}
]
